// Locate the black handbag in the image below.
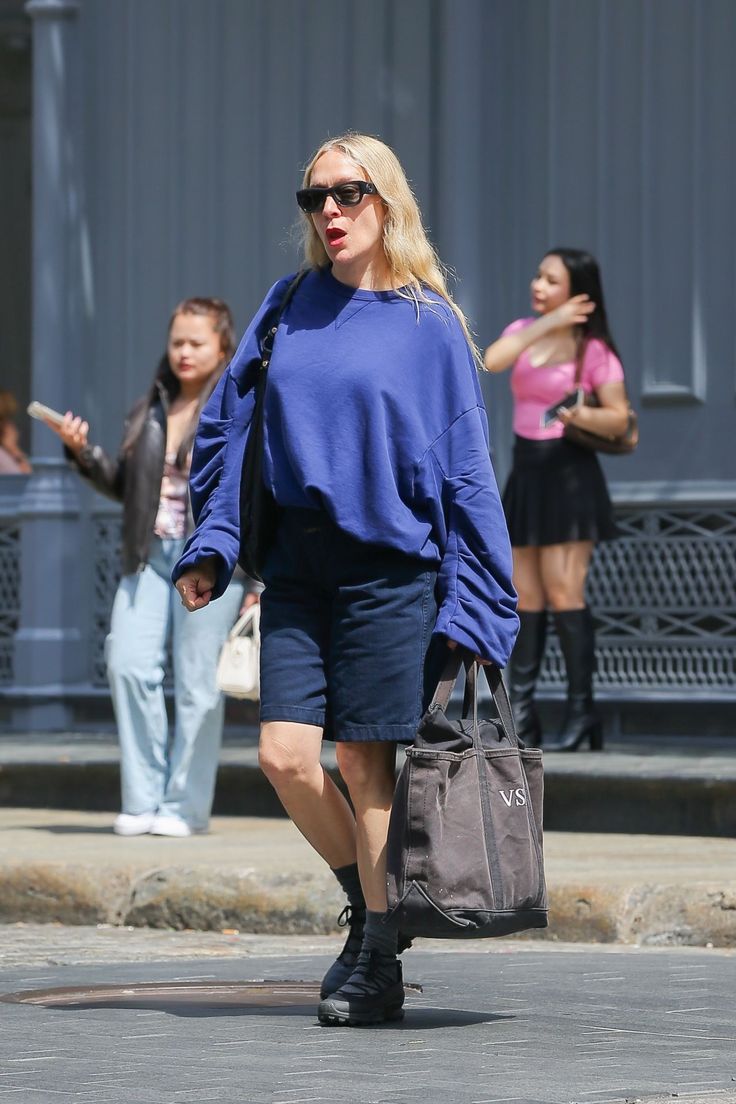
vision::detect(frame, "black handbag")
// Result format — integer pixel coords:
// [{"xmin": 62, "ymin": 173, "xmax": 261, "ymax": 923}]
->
[
  {"xmin": 563, "ymin": 337, "xmax": 639, "ymax": 455},
  {"xmin": 385, "ymin": 652, "xmax": 548, "ymax": 939},
  {"xmin": 238, "ymin": 272, "xmax": 307, "ymax": 581}
]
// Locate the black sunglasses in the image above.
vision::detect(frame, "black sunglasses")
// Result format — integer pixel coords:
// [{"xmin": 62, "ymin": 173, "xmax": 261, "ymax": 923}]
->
[{"xmin": 296, "ymin": 180, "xmax": 379, "ymax": 214}]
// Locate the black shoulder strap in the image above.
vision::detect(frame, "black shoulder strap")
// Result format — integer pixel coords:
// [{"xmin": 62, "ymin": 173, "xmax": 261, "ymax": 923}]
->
[{"xmin": 259, "ymin": 270, "xmax": 309, "ymax": 368}]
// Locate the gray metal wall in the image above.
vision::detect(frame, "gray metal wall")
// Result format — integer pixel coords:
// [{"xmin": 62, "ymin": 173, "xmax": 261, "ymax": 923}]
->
[
  {"xmin": 2, "ymin": 0, "xmax": 735, "ymax": 728},
  {"xmin": 70, "ymin": 0, "xmax": 735, "ymax": 495}
]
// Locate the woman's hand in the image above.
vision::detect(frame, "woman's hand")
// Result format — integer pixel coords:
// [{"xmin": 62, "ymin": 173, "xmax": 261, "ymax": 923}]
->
[
  {"xmin": 547, "ymin": 294, "xmax": 595, "ymax": 331},
  {"xmin": 175, "ymin": 559, "xmax": 218, "ymax": 611},
  {"xmin": 238, "ymin": 590, "xmax": 261, "ymax": 617},
  {"xmin": 446, "ymin": 638, "xmax": 492, "ymax": 666},
  {"xmin": 484, "ymin": 294, "xmax": 596, "ymax": 373},
  {"xmin": 558, "ymin": 380, "xmax": 629, "ymax": 436},
  {"xmin": 46, "ymin": 412, "xmax": 90, "ymax": 457}
]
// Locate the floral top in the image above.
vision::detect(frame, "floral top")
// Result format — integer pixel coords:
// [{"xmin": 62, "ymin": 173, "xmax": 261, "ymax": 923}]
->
[{"xmin": 153, "ymin": 452, "xmax": 190, "ymax": 540}]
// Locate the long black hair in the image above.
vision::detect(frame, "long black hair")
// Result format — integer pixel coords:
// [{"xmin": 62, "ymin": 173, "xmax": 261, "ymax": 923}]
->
[
  {"xmin": 545, "ymin": 247, "xmax": 621, "ymax": 360},
  {"xmin": 122, "ymin": 297, "xmax": 236, "ymax": 468}
]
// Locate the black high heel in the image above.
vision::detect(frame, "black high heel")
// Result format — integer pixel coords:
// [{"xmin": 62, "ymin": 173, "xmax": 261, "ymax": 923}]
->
[{"xmin": 554, "ymin": 698, "xmax": 603, "ymax": 751}]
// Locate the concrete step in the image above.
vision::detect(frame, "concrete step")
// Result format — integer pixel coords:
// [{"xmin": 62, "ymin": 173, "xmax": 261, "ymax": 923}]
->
[
  {"xmin": 1, "ymin": 732, "xmax": 735, "ymax": 836},
  {"xmin": 1, "ymin": 809, "xmax": 735, "ymax": 947}
]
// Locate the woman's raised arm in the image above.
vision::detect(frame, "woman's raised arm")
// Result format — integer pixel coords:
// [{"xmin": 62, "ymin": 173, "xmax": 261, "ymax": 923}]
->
[{"xmin": 483, "ymin": 294, "xmax": 595, "ymax": 373}]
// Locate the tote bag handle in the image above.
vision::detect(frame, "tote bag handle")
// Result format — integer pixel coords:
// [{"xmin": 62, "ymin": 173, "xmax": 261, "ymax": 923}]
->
[{"xmin": 428, "ymin": 650, "xmax": 519, "ymax": 748}]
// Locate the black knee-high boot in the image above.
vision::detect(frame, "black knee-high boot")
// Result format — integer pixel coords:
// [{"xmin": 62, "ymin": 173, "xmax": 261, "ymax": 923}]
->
[
  {"xmin": 509, "ymin": 611, "xmax": 547, "ymax": 747},
  {"xmin": 552, "ymin": 608, "xmax": 603, "ymax": 751}
]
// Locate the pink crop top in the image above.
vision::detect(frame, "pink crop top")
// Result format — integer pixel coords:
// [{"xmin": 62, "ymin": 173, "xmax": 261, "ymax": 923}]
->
[{"xmin": 502, "ymin": 318, "xmax": 625, "ymax": 440}]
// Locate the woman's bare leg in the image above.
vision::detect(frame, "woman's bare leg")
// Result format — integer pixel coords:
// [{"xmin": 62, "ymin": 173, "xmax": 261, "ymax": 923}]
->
[
  {"xmin": 334, "ymin": 742, "xmax": 397, "ymax": 912},
  {"xmin": 512, "ymin": 546, "xmax": 546, "ymax": 611},
  {"xmin": 539, "ymin": 541, "xmax": 594, "ymax": 610},
  {"xmin": 259, "ymin": 721, "xmax": 356, "ymax": 870}
]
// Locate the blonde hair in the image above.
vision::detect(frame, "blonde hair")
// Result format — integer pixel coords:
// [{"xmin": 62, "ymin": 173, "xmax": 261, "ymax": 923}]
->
[{"xmin": 299, "ymin": 132, "xmax": 480, "ymax": 363}]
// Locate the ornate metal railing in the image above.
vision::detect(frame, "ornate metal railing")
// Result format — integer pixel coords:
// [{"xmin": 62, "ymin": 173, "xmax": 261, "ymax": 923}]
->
[
  {"xmin": 0, "ymin": 518, "xmax": 21, "ymax": 686},
  {"xmin": 0, "ymin": 478, "xmax": 27, "ymax": 687},
  {"xmin": 540, "ymin": 503, "xmax": 736, "ymax": 698},
  {"xmin": 1, "ymin": 484, "xmax": 734, "ymax": 700},
  {"xmin": 91, "ymin": 513, "xmax": 124, "ymax": 686}
]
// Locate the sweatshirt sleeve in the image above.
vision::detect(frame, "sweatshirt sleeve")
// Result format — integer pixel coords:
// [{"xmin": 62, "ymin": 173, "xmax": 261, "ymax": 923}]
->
[
  {"xmin": 417, "ymin": 405, "xmax": 519, "ymax": 665},
  {"xmin": 171, "ymin": 275, "xmax": 293, "ymax": 598}
]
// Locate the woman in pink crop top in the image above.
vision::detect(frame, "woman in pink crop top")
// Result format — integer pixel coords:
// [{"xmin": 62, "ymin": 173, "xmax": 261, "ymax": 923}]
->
[{"xmin": 484, "ymin": 248, "xmax": 630, "ymax": 752}]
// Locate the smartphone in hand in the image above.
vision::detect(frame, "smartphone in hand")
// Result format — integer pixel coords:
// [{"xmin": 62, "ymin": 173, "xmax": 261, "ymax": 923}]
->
[
  {"xmin": 540, "ymin": 389, "xmax": 584, "ymax": 429},
  {"xmin": 27, "ymin": 401, "xmax": 66, "ymax": 426}
]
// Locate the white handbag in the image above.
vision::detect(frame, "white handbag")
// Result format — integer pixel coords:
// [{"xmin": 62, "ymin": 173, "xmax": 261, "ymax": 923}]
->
[{"xmin": 216, "ymin": 604, "xmax": 260, "ymax": 700}]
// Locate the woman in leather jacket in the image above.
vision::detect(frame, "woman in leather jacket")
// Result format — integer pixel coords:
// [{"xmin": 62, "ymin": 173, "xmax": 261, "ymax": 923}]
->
[{"xmin": 44, "ymin": 298, "xmax": 245, "ymax": 836}]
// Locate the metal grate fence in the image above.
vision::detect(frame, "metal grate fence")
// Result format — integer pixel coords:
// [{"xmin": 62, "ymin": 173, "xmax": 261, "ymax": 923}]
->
[
  {"xmin": 0, "ymin": 519, "xmax": 21, "ymax": 686},
  {"xmin": 1, "ymin": 501, "xmax": 734, "ymax": 699}
]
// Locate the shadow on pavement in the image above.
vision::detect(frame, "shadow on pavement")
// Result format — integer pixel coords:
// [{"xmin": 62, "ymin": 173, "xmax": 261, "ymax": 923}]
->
[{"xmin": 2, "ymin": 979, "xmax": 512, "ymax": 1028}]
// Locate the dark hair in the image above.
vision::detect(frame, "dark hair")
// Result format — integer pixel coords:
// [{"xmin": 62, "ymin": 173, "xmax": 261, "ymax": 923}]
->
[
  {"xmin": 544, "ymin": 247, "xmax": 621, "ymax": 360},
  {"xmin": 0, "ymin": 390, "xmax": 18, "ymax": 427},
  {"xmin": 123, "ymin": 298, "xmax": 236, "ymax": 467}
]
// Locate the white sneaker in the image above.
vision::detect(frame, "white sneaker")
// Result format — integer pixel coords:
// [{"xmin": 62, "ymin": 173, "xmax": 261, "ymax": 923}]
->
[
  {"xmin": 150, "ymin": 814, "xmax": 193, "ymax": 837},
  {"xmin": 113, "ymin": 812, "xmax": 156, "ymax": 836}
]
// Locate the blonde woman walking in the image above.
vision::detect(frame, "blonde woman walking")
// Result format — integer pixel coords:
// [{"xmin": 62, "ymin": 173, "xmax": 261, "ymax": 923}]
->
[{"xmin": 174, "ymin": 133, "xmax": 518, "ymax": 1025}]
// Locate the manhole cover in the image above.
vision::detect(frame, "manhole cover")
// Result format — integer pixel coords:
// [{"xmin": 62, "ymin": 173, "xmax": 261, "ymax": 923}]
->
[{"xmin": 1, "ymin": 980, "xmax": 322, "ymax": 1009}]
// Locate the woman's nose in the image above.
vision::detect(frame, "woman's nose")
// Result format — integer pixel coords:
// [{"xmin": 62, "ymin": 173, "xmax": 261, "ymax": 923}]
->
[{"xmin": 322, "ymin": 195, "xmax": 341, "ymax": 218}]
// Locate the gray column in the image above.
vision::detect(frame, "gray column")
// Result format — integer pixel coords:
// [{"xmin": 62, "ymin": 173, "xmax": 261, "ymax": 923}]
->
[{"xmin": 13, "ymin": 0, "xmax": 86, "ymax": 728}]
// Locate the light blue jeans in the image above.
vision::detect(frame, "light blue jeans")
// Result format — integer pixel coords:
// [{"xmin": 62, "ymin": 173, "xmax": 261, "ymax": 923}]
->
[{"xmin": 106, "ymin": 537, "xmax": 244, "ymax": 830}]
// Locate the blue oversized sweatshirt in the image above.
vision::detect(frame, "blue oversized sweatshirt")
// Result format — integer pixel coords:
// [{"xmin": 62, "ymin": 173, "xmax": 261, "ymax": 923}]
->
[{"xmin": 172, "ymin": 267, "xmax": 519, "ymax": 665}]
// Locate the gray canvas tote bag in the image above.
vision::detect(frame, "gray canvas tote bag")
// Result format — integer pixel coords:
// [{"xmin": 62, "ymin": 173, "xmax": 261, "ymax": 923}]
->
[{"xmin": 385, "ymin": 654, "xmax": 548, "ymax": 939}]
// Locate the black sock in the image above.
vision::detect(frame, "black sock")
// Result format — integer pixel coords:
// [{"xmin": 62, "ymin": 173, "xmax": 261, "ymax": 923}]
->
[
  {"xmin": 362, "ymin": 910, "xmax": 398, "ymax": 958},
  {"xmin": 331, "ymin": 862, "xmax": 365, "ymax": 909}
]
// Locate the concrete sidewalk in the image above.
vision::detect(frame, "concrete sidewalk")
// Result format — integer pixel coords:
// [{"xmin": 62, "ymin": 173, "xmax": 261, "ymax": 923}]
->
[{"xmin": 1, "ymin": 808, "xmax": 735, "ymax": 947}]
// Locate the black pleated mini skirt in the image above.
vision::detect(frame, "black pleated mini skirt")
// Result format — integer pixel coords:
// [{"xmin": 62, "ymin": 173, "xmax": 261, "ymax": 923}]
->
[{"xmin": 502, "ymin": 435, "xmax": 619, "ymax": 547}]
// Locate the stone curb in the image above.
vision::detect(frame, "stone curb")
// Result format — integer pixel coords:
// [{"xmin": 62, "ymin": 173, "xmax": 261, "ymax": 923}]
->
[{"xmin": 1, "ymin": 863, "xmax": 734, "ymax": 948}]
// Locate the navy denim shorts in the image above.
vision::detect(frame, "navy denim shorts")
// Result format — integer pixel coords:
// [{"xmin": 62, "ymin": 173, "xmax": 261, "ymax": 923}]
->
[{"xmin": 259, "ymin": 508, "xmax": 445, "ymax": 742}]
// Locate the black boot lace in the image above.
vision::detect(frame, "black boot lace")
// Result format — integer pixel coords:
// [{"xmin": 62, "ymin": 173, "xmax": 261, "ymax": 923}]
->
[{"xmin": 336, "ymin": 904, "xmax": 365, "ymax": 963}]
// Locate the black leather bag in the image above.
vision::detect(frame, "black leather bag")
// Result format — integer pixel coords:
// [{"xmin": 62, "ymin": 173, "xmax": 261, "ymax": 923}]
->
[
  {"xmin": 238, "ymin": 272, "xmax": 306, "ymax": 581},
  {"xmin": 385, "ymin": 653, "xmax": 548, "ymax": 939},
  {"xmin": 563, "ymin": 337, "xmax": 639, "ymax": 455}
]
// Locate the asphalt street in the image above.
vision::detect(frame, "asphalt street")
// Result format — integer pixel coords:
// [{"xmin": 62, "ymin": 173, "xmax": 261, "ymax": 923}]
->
[{"xmin": 1, "ymin": 926, "xmax": 735, "ymax": 1104}]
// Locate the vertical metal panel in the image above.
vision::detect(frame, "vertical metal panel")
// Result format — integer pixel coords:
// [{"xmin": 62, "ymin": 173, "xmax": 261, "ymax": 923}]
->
[
  {"xmin": 218, "ymin": 0, "xmax": 266, "ymax": 322},
  {"xmin": 433, "ymin": 0, "xmax": 485, "ymax": 328},
  {"xmin": 640, "ymin": 0, "xmax": 703, "ymax": 403},
  {"xmin": 79, "ymin": 0, "xmax": 127, "ymax": 439},
  {"xmin": 696, "ymin": 0, "xmax": 736, "ymax": 407},
  {"xmin": 174, "ymin": 0, "xmax": 221, "ymax": 297},
  {"xmin": 348, "ymin": 0, "xmax": 392, "ymax": 139},
  {"xmin": 301, "ymin": 0, "xmax": 354, "ymax": 149},
  {"xmin": 595, "ymin": 0, "xmax": 644, "ymax": 407},
  {"xmin": 260, "ymin": 1, "xmax": 305, "ymax": 286},
  {"xmin": 385, "ymin": 0, "xmax": 434, "ymax": 215},
  {"xmin": 546, "ymin": 0, "xmax": 600, "ymax": 245}
]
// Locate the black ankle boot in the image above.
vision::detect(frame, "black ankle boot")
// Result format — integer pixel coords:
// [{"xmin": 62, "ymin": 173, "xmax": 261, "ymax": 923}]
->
[
  {"xmin": 318, "ymin": 949, "xmax": 405, "ymax": 1026},
  {"xmin": 551, "ymin": 608, "xmax": 603, "ymax": 752},
  {"xmin": 320, "ymin": 903, "xmax": 366, "ymax": 999},
  {"xmin": 320, "ymin": 906, "xmax": 413, "ymax": 999},
  {"xmin": 509, "ymin": 611, "xmax": 548, "ymax": 747}
]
